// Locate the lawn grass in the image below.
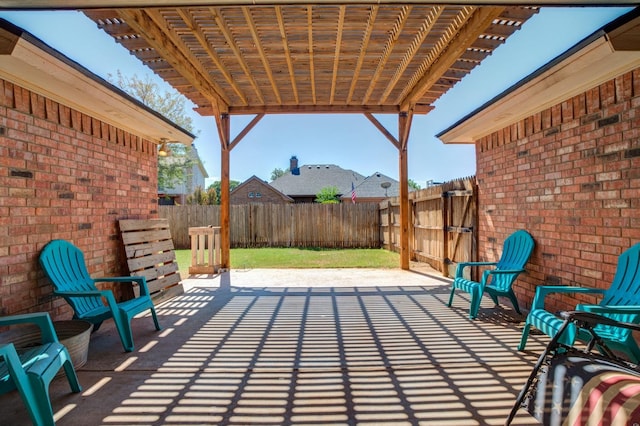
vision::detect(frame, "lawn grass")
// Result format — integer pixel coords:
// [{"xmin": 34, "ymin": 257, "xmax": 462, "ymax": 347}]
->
[{"xmin": 175, "ymin": 247, "xmax": 399, "ymax": 270}]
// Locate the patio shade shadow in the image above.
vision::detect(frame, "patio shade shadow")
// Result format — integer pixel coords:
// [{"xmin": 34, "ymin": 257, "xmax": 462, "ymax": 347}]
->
[{"xmin": 1, "ymin": 270, "xmax": 545, "ymax": 425}]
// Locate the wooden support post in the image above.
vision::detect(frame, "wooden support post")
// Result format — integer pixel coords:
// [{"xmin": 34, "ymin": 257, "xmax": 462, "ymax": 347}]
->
[
  {"xmin": 215, "ymin": 113, "xmax": 263, "ymax": 269},
  {"xmin": 398, "ymin": 111, "xmax": 412, "ymax": 270},
  {"xmin": 220, "ymin": 113, "xmax": 231, "ymax": 269},
  {"xmin": 364, "ymin": 110, "xmax": 413, "ymax": 270}
]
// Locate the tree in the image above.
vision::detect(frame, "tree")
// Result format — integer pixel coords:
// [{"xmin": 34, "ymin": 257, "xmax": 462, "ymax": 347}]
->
[
  {"xmin": 185, "ymin": 186, "xmax": 217, "ymax": 205},
  {"xmin": 208, "ymin": 180, "xmax": 240, "ymax": 205},
  {"xmin": 205, "ymin": 186, "xmax": 218, "ymax": 205},
  {"xmin": 186, "ymin": 186, "xmax": 218, "ymax": 205},
  {"xmin": 408, "ymin": 179, "xmax": 421, "ymax": 190},
  {"xmin": 270, "ymin": 167, "xmax": 288, "ymax": 181},
  {"xmin": 109, "ymin": 71, "xmax": 197, "ymax": 190},
  {"xmin": 315, "ymin": 186, "xmax": 341, "ymax": 204}
]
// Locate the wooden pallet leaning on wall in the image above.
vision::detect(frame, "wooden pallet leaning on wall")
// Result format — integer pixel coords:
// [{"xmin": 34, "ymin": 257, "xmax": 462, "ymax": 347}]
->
[{"xmin": 119, "ymin": 218, "xmax": 183, "ymax": 304}]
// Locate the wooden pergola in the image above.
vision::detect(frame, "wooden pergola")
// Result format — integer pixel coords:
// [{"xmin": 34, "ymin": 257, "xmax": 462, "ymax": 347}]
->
[{"xmin": 4, "ymin": 1, "xmax": 545, "ymax": 270}]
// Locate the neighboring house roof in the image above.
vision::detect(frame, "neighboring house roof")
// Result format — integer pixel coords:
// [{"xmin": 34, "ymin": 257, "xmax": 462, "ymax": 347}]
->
[
  {"xmin": 352, "ymin": 172, "xmax": 400, "ymax": 199},
  {"xmin": 232, "ymin": 176, "xmax": 293, "ymax": 203},
  {"xmin": 270, "ymin": 164, "xmax": 365, "ymax": 197}
]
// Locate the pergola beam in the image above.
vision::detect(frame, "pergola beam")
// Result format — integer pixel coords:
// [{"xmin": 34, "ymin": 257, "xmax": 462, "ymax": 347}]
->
[
  {"xmin": 196, "ymin": 104, "xmax": 409, "ymax": 116},
  {"xmin": 117, "ymin": 8, "xmax": 229, "ymax": 112},
  {"xmin": 4, "ymin": 0, "xmax": 635, "ymax": 9},
  {"xmin": 400, "ymin": 7, "xmax": 505, "ymax": 111}
]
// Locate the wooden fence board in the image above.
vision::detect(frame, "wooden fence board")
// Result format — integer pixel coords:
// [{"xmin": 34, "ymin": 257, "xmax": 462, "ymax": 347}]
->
[
  {"xmin": 380, "ymin": 176, "xmax": 477, "ymax": 276},
  {"xmin": 159, "ymin": 203, "xmax": 381, "ymax": 249},
  {"xmin": 157, "ymin": 181, "xmax": 475, "ymax": 278}
]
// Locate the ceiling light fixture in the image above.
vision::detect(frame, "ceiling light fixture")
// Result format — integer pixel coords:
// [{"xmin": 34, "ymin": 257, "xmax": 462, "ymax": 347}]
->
[{"xmin": 158, "ymin": 138, "xmax": 170, "ymax": 156}]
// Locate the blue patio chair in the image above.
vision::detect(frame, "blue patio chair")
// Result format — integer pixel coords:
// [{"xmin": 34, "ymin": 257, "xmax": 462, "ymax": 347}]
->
[
  {"xmin": 39, "ymin": 239, "xmax": 161, "ymax": 352},
  {"xmin": 0, "ymin": 312, "xmax": 81, "ymax": 426},
  {"xmin": 447, "ymin": 230, "xmax": 535, "ymax": 319},
  {"xmin": 519, "ymin": 242, "xmax": 640, "ymax": 363}
]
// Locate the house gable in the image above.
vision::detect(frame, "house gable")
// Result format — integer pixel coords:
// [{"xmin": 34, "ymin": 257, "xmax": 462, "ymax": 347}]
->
[{"xmin": 231, "ymin": 176, "xmax": 293, "ymax": 204}]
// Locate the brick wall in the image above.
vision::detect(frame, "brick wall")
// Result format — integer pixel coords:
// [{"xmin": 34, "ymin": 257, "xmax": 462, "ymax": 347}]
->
[
  {"xmin": 0, "ymin": 79, "xmax": 159, "ymax": 319},
  {"xmin": 230, "ymin": 178, "xmax": 292, "ymax": 204},
  {"xmin": 476, "ymin": 69, "xmax": 640, "ymax": 314}
]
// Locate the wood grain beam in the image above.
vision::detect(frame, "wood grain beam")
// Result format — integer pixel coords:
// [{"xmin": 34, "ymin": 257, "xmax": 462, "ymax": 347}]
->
[
  {"xmin": 7, "ymin": 0, "xmax": 635, "ymax": 8},
  {"xmin": 396, "ymin": 6, "xmax": 475, "ymax": 107},
  {"xmin": 228, "ymin": 113, "xmax": 264, "ymax": 151},
  {"xmin": 329, "ymin": 5, "xmax": 345, "ymax": 105},
  {"xmin": 219, "ymin": 113, "xmax": 230, "ymax": 269},
  {"xmin": 400, "ymin": 6, "xmax": 506, "ymax": 111},
  {"xmin": 209, "ymin": 6, "xmax": 265, "ymax": 104},
  {"xmin": 243, "ymin": 7, "xmax": 282, "ymax": 104},
  {"xmin": 398, "ymin": 111, "xmax": 412, "ymax": 270},
  {"xmin": 275, "ymin": 6, "xmax": 299, "ymax": 104},
  {"xmin": 117, "ymin": 8, "xmax": 230, "ymax": 113},
  {"xmin": 307, "ymin": 5, "xmax": 316, "ymax": 104},
  {"xmin": 364, "ymin": 112, "xmax": 400, "ymax": 150},
  {"xmin": 346, "ymin": 5, "xmax": 377, "ymax": 104},
  {"xmin": 363, "ymin": 5, "xmax": 411, "ymax": 105},
  {"xmin": 176, "ymin": 8, "xmax": 248, "ymax": 104},
  {"xmin": 379, "ymin": 6, "xmax": 443, "ymax": 104},
  {"xmin": 218, "ymin": 104, "xmax": 402, "ymax": 115}
]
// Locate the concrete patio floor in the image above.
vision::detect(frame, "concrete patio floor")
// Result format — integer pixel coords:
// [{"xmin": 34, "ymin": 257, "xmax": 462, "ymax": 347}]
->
[{"xmin": 2, "ymin": 267, "xmax": 547, "ymax": 425}]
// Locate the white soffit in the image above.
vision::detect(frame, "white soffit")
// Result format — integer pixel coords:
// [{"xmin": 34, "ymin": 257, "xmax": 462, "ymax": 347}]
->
[
  {"xmin": 0, "ymin": 28, "xmax": 193, "ymax": 146},
  {"xmin": 438, "ymin": 16, "xmax": 640, "ymax": 144}
]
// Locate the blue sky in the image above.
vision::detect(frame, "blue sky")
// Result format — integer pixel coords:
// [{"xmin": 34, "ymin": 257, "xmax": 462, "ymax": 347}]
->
[{"xmin": 0, "ymin": 7, "xmax": 633, "ymax": 187}]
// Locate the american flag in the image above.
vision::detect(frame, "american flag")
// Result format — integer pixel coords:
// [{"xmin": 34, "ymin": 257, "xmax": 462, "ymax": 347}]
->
[{"xmin": 351, "ymin": 182, "xmax": 356, "ymax": 204}]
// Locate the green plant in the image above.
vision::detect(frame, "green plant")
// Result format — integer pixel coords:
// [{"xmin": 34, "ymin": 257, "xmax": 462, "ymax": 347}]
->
[{"xmin": 315, "ymin": 186, "xmax": 340, "ymax": 204}]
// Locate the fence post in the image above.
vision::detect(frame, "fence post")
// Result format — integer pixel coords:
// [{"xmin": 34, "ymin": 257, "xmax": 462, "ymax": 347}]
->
[{"xmin": 441, "ymin": 191, "xmax": 449, "ymax": 277}]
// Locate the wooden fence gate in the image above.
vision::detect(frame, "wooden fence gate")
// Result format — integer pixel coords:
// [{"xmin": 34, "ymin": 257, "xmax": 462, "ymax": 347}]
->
[{"xmin": 380, "ymin": 176, "xmax": 477, "ymax": 276}]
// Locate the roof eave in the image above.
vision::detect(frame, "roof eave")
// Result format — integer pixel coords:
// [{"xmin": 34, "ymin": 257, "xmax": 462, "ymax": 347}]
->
[
  {"xmin": 437, "ymin": 9, "xmax": 640, "ymax": 145},
  {"xmin": 0, "ymin": 19, "xmax": 194, "ymax": 146}
]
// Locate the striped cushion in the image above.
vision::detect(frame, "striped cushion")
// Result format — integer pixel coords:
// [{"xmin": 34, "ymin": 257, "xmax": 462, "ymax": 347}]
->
[{"xmin": 524, "ymin": 349, "xmax": 640, "ymax": 425}]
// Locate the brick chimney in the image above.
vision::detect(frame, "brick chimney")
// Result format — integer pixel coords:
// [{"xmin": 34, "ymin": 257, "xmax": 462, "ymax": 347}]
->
[{"xmin": 290, "ymin": 156, "xmax": 300, "ymax": 175}]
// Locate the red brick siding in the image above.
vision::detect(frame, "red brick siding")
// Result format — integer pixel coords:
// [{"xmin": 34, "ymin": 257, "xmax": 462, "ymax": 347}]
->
[
  {"xmin": 0, "ymin": 79, "xmax": 159, "ymax": 319},
  {"xmin": 476, "ymin": 69, "xmax": 640, "ymax": 314},
  {"xmin": 230, "ymin": 179, "xmax": 291, "ymax": 204}
]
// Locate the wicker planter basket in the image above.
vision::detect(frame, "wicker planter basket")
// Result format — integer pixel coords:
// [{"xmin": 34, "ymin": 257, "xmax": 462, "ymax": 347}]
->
[{"xmin": 0, "ymin": 320, "xmax": 92, "ymax": 370}]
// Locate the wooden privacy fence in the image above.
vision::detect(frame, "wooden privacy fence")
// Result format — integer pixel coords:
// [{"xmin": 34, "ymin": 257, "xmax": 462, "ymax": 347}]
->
[
  {"xmin": 380, "ymin": 176, "xmax": 477, "ymax": 276},
  {"xmin": 159, "ymin": 203, "xmax": 380, "ymax": 249}
]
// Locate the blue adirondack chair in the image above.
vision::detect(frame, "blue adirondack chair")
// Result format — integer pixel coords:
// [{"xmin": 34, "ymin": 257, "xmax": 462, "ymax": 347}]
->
[
  {"xmin": 448, "ymin": 230, "xmax": 535, "ymax": 319},
  {"xmin": 519, "ymin": 242, "xmax": 640, "ymax": 363},
  {"xmin": 39, "ymin": 240, "xmax": 161, "ymax": 352},
  {"xmin": 0, "ymin": 312, "xmax": 81, "ymax": 426}
]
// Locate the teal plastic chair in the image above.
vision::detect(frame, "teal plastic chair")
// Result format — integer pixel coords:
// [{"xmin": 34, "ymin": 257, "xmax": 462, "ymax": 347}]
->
[
  {"xmin": 519, "ymin": 242, "xmax": 640, "ymax": 363},
  {"xmin": 448, "ymin": 230, "xmax": 535, "ymax": 319},
  {"xmin": 0, "ymin": 312, "xmax": 81, "ymax": 426},
  {"xmin": 39, "ymin": 239, "xmax": 161, "ymax": 352}
]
